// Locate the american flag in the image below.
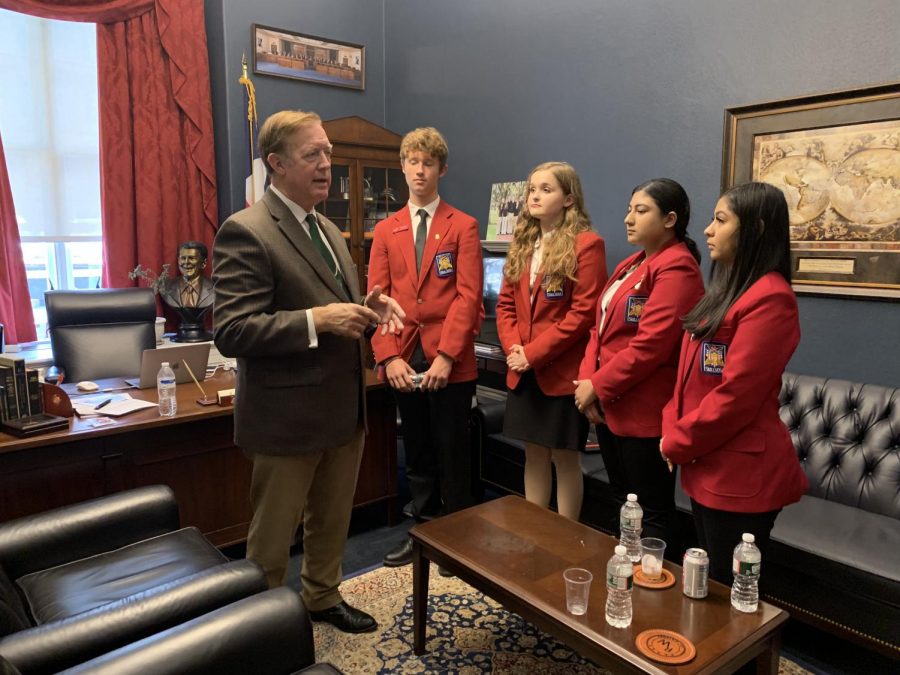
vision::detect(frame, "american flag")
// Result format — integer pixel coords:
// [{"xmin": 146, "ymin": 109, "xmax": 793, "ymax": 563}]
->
[{"xmin": 240, "ymin": 55, "xmax": 266, "ymax": 206}]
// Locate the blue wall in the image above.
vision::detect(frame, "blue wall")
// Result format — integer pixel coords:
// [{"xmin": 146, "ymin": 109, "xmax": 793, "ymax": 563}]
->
[{"xmin": 205, "ymin": 0, "xmax": 899, "ymax": 386}]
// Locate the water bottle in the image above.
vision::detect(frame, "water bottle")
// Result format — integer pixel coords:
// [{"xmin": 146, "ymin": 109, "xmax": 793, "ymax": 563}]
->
[
  {"xmin": 157, "ymin": 361, "xmax": 177, "ymax": 418},
  {"xmin": 731, "ymin": 533, "xmax": 761, "ymax": 613},
  {"xmin": 619, "ymin": 493, "xmax": 643, "ymax": 562},
  {"xmin": 605, "ymin": 544, "xmax": 633, "ymax": 628}
]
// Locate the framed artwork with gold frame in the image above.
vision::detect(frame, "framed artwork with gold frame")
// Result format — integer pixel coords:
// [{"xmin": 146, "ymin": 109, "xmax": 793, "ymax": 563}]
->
[{"xmin": 721, "ymin": 82, "xmax": 900, "ymax": 299}]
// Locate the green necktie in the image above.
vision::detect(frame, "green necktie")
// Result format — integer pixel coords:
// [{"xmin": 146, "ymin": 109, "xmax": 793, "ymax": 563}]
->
[
  {"xmin": 306, "ymin": 213, "xmax": 338, "ymax": 278},
  {"xmin": 306, "ymin": 213, "xmax": 351, "ymax": 300}
]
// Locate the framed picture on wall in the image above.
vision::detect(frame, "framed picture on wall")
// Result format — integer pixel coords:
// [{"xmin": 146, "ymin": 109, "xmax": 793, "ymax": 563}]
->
[
  {"xmin": 252, "ymin": 24, "xmax": 365, "ymax": 91},
  {"xmin": 721, "ymin": 82, "xmax": 900, "ymax": 299}
]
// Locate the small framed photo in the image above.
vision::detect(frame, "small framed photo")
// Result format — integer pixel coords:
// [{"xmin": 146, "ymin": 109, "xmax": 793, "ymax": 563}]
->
[
  {"xmin": 485, "ymin": 181, "xmax": 527, "ymax": 248},
  {"xmin": 722, "ymin": 82, "xmax": 900, "ymax": 299},
  {"xmin": 253, "ymin": 24, "xmax": 364, "ymax": 91}
]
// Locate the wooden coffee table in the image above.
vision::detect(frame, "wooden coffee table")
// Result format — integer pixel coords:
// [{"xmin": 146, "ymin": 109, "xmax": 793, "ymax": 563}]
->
[{"xmin": 409, "ymin": 496, "xmax": 788, "ymax": 674}]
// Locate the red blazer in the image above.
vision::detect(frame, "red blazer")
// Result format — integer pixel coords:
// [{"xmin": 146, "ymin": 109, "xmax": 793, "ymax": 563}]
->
[
  {"xmin": 495, "ymin": 230, "xmax": 606, "ymax": 396},
  {"xmin": 661, "ymin": 272, "xmax": 808, "ymax": 513},
  {"xmin": 577, "ymin": 240, "xmax": 704, "ymax": 437},
  {"xmin": 368, "ymin": 200, "xmax": 483, "ymax": 383}
]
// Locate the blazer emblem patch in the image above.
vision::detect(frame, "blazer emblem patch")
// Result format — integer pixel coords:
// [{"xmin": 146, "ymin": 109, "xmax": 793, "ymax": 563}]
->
[
  {"xmin": 434, "ymin": 251, "xmax": 455, "ymax": 277},
  {"xmin": 543, "ymin": 277, "xmax": 565, "ymax": 300},
  {"xmin": 700, "ymin": 341, "xmax": 727, "ymax": 375},
  {"xmin": 625, "ymin": 295, "xmax": 648, "ymax": 323}
]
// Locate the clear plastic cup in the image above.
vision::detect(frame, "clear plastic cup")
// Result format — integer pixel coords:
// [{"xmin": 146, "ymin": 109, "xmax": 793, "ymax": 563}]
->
[
  {"xmin": 640, "ymin": 537, "xmax": 667, "ymax": 580},
  {"xmin": 563, "ymin": 567, "xmax": 592, "ymax": 615}
]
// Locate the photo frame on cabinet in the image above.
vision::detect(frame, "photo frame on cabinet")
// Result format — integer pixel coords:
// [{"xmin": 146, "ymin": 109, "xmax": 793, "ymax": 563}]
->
[
  {"xmin": 484, "ymin": 181, "xmax": 527, "ymax": 251},
  {"xmin": 253, "ymin": 24, "xmax": 364, "ymax": 91},
  {"xmin": 721, "ymin": 82, "xmax": 900, "ymax": 299}
]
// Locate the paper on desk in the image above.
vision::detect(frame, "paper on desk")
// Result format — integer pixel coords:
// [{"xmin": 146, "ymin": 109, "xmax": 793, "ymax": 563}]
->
[{"xmin": 72, "ymin": 394, "xmax": 157, "ymax": 417}]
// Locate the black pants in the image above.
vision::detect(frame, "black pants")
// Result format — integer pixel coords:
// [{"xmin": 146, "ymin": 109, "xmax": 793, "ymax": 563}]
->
[
  {"xmin": 595, "ymin": 424, "xmax": 678, "ymax": 550},
  {"xmin": 690, "ymin": 499, "xmax": 780, "ymax": 587},
  {"xmin": 394, "ymin": 345, "xmax": 475, "ymax": 520}
]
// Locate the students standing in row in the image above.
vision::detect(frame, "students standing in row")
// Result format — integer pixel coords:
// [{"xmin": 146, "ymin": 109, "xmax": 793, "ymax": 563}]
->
[
  {"xmin": 574, "ymin": 178, "xmax": 704, "ymax": 545},
  {"xmin": 660, "ymin": 181, "xmax": 808, "ymax": 583},
  {"xmin": 496, "ymin": 162, "xmax": 607, "ymax": 520}
]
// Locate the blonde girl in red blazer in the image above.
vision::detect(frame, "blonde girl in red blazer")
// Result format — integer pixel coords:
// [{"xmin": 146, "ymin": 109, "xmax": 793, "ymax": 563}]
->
[
  {"xmin": 574, "ymin": 179, "xmax": 703, "ymax": 546},
  {"xmin": 661, "ymin": 182, "xmax": 808, "ymax": 584},
  {"xmin": 496, "ymin": 162, "xmax": 607, "ymax": 520}
]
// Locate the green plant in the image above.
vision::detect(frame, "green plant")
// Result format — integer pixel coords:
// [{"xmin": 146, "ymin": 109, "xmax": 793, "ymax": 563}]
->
[{"xmin": 128, "ymin": 263, "xmax": 172, "ymax": 294}]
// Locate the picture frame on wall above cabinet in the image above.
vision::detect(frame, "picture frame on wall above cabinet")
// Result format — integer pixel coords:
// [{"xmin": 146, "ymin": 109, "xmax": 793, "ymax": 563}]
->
[
  {"xmin": 252, "ymin": 24, "xmax": 364, "ymax": 91},
  {"xmin": 722, "ymin": 82, "xmax": 900, "ymax": 299}
]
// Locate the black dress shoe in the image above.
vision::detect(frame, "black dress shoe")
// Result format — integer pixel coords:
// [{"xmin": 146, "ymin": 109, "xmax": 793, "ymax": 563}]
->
[
  {"xmin": 309, "ymin": 601, "xmax": 377, "ymax": 633},
  {"xmin": 383, "ymin": 537, "xmax": 414, "ymax": 567},
  {"xmin": 438, "ymin": 566, "xmax": 454, "ymax": 578}
]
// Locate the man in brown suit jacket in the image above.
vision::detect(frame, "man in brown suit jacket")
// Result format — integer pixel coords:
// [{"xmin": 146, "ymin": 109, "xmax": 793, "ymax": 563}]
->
[{"xmin": 213, "ymin": 110, "xmax": 403, "ymax": 634}]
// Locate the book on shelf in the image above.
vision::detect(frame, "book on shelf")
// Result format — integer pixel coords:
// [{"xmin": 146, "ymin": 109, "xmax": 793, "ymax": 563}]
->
[
  {"xmin": 0, "ymin": 355, "xmax": 28, "ymax": 418},
  {"xmin": 26, "ymin": 369, "xmax": 43, "ymax": 416},
  {"xmin": 0, "ymin": 365, "xmax": 18, "ymax": 421}
]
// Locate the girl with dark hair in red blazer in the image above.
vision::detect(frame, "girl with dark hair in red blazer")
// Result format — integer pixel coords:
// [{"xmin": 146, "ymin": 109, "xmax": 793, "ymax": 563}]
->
[
  {"xmin": 575, "ymin": 178, "xmax": 704, "ymax": 545},
  {"xmin": 496, "ymin": 162, "xmax": 607, "ymax": 520},
  {"xmin": 660, "ymin": 181, "xmax": 808, "ymax": 584}
]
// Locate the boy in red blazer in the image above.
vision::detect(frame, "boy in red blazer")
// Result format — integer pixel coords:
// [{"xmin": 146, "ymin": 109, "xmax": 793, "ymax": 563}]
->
[{"xmin": 368, "ymin": 127, "xmax": 484, "ymax": 568}]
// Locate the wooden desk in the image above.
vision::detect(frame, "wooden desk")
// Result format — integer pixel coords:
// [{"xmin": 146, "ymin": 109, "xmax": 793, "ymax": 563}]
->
[
  {"xmin": 0, "ymin": 371, "xmax": 396, "ymax": 547},
  {"xmin": 411, "ymin": 497, "xmax": 787, "ymax": 674}
]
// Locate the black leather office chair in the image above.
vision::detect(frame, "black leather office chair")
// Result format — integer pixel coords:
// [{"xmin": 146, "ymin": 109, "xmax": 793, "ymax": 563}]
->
[
  {"xmin": 45, "ymin": 288, "xmax": 156, "ymax": 384},
  {"xmin": 57, "ymin": 588, "xmax": 343, "ymax": 675},
  {"xmin": 0, "ymin": 486, "xmax": 267, "ymax": 674}
]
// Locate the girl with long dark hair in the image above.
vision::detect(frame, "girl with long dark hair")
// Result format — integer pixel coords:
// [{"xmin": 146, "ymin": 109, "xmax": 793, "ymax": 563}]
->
[
  {"xmin": 660, "ymin": 181, "xmax": 808, "ymax": 583},
  {"xmin": 575, "ymin": 178, "xmax": 704, "ymax": 544}
]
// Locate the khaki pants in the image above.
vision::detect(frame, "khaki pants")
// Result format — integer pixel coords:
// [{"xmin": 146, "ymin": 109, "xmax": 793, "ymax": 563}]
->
[{"xmin": 245, "ymin": 426, "xmax": 364, "ymax": 611}]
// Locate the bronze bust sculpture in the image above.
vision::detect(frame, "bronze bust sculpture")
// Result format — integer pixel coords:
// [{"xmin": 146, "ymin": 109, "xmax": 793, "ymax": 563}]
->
[{"xmin": 160, "ymin": 241, "xmax": 214, "ymax": 342}]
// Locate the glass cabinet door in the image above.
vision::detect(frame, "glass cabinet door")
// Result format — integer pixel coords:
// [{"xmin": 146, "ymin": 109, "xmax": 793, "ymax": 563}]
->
[{"xmin": 320, "ymin": 162, "xmax": 351, "ymax": 244}]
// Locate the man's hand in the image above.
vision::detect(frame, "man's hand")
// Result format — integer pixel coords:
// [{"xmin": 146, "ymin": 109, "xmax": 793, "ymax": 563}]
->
[
  {"xmin": 311, "ymin": 303, "xmax": 381, "ymax": 339},
  {"xmin": 421, "ymin": 353, "xmax": 453, "ymax": 391},
  {"xmin": 385, "ymin": 358, "xmax": 416, "ymax": 392},
  {"xmin": 506, "ymin": 344, "xmax": 531, "ymax": 373},
  {"xmin": 365, "ymin": 285, "xmax": 405, "ymax": 335}
]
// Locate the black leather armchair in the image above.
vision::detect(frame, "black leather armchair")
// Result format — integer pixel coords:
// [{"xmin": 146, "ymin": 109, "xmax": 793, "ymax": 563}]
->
[
  {"xmin": 0, "ymin": 486, "xmax": 267, "ymax": 674},
  {"xmin": 45, "ymin": 288, "xmax": 156, "ymax": 384},
  {"xmin": 58, "ymin": 588, "xmax": 343, "ymax": 675}
]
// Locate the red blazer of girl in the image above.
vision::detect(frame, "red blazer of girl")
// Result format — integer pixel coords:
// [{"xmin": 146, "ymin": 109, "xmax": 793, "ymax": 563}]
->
[
  {"xmin": 661, "ymin": 272, "xmax": 808, "ymax": 513},
  {"xmin": 577, "ymin": 240, "xmax": 704, "ymax": 437},
  {"xmin": 496, "ymin": 230, "xmax": 606, "ymax": 396}
]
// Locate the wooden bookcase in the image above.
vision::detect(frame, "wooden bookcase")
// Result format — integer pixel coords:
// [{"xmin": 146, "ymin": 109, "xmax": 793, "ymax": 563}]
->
[{"xmin": 320, "ymin": 116, "xmax": 408, "ymax": 292}]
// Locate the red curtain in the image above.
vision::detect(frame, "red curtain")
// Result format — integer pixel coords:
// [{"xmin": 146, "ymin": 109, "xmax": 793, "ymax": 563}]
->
[
  {"xmin": 0, "ymin": 0, "xmax": 218, "ymax": 294},
  {"xmin": 0, "ymin": 132, "xmax": 37, "ymax": 344}
]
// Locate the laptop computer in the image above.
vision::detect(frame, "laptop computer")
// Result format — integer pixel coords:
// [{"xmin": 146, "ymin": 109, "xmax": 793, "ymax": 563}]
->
[{"xmin": 125, "ymin": 343, "xmax": 211, "ymax": 389}]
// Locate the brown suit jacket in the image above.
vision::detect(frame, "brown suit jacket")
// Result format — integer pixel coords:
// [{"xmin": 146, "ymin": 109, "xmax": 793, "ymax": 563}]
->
[{"xmin": 212, "ymin": 189, "xmax": 366, "ymax": 454}]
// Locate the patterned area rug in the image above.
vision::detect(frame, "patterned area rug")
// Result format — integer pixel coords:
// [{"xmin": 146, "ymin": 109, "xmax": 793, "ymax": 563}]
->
[{"xmin": 313, "ymin": 565, "xmax": 813, "ymax": 674}]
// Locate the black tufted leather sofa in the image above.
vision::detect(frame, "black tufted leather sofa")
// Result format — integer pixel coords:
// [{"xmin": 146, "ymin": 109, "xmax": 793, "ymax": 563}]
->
[
  {"xmin": 0, "ymin": 486, "xmax": 268, "ymax": 674},
  {"xmin": 472, "ymin": 373, "xmax": 900, "ymax": 657}
]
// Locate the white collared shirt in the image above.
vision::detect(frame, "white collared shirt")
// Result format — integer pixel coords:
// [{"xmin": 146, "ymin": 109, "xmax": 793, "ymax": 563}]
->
[
  {"xmin": 408, "ymin": 196, "xmax": 441, "ymax": 238},
  {"xmin": 270, "ymin": 185, "xmax": 344, "ymax": 349}
]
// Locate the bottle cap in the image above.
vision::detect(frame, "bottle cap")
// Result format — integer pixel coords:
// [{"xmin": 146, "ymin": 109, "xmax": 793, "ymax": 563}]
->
[
  {"xmin": 626, "ymin": 493, "xmax": 638, "ymax": 502},
  {"xmin": 742, "ymin": 532, "xmax": 755, "ymax": 543},
  {"xmin": 615, "ymin": 545, "xmax": 627, "ymax": 556},
  {"xmin": 161, "ymin": 361, "xmax": 169, "ymax": 367}
]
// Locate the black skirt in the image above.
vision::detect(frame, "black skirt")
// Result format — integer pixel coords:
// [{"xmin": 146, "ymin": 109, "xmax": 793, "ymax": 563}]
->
[{"xmin": 503, "ymin": 371, "xmax": 589, "ymax": 451}]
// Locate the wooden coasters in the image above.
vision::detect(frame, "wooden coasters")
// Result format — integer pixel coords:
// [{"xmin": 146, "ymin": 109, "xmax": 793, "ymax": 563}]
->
[
  {"xmin": 635, "ymin": 628, "xmax": 697, "ymax": 665},
  {"xmin": 633, "ymin": 565, "xmax": 676, "ymax": 589}
]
